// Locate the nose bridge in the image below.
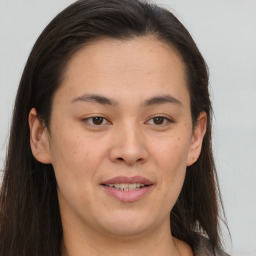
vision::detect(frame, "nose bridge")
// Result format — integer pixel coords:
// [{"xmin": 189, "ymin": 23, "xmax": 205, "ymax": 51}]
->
[
  {"xmin": 110, "ymin": 120, "xmax": 148, "ymax": 165},
  {"xmin": 122, "ymin": 121, "xmax": 142, "ymax": 149}
]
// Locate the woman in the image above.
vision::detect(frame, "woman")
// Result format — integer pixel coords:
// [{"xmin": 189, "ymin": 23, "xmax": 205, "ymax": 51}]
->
[{"xmin": 0, "ymin": 0, "xmax": 230, "ymax": 255}]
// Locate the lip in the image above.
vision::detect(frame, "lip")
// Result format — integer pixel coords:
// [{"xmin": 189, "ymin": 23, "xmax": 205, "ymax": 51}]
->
[
  {"xmin": 100, "ymin": 175, "xmax": 154, "ymax": 202},
  {"xmin": 101, "ymin": 175, "xmax": 153, "ymax": 186}
]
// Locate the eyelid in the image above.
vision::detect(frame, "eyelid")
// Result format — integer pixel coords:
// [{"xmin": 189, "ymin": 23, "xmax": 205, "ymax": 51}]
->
[
  {"xmin": 82, "ymin": 116, "xmax": 111, "ymax": 126},
  {"xmin": 145, "ymin": 116, "xmax": 174, "ymax": 126},
  {"xmin": 81, "ymin": 114, "xmax": 174, "ymax": 127}
]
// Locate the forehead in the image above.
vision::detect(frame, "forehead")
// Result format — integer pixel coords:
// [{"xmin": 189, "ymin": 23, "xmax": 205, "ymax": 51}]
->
[{"xmin": 58, "ymin": 36, "xmax": 189, "ymax": 105}]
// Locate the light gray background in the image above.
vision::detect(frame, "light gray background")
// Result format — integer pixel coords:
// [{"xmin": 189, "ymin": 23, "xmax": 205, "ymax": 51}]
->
[{"xmin": 0, "ymin": 1, "xmax": 255, "ymax": 255}]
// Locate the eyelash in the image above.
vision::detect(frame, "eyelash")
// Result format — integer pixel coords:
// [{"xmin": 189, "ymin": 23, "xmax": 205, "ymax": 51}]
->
[
  {"xmin": 146, "ymin": 116, "xmax": 174, "ymax": 126},
  {"xmin": 82, "ymin": 116, "xmax": 173, "ymax": 127},
  {"xmin": 82, "ymin": 116, "xmax": 110, "ymax": 126}
]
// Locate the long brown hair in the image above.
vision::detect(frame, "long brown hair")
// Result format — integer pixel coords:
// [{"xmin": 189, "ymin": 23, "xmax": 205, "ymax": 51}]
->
[{"xmin": 0, "ymin": 0, "xmax": 227, "ymax": 255}]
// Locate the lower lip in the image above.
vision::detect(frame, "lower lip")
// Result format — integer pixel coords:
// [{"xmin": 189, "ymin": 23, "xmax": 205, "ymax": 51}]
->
[{"xmin": 101, "ymin": 185, "xmax": 153, "ymax": 202}]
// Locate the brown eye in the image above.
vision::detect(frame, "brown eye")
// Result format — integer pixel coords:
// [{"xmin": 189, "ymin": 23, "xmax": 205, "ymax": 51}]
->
[
  {"xmin": 153, "ymin": 117, "xmax": 165, "ymax": 125},
  {"xmin": 92, "ymin": 117, "xmax": 104, "ymax": 125},
  {"xmin": 83, "ymin": 116, "xmax": 109, "ymax": 126},
  {"xmin": 146, "ymin": 116, "xmax": 173, "ymax": 126}
]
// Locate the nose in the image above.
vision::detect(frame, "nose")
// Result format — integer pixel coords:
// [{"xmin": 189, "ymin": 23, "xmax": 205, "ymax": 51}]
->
[{"xmin": 109, "ymin": 123, "xmax": 149, "ymax": 166}]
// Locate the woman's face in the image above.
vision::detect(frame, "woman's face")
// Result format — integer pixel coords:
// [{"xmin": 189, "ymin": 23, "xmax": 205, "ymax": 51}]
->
[{"xmin": 30, "ymin": 36, "xmax": 206, "ymax": 238}]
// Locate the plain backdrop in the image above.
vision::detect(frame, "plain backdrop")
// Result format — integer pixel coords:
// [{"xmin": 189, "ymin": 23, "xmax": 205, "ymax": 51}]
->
[{"xmin": 0, "ymin": 1, "xmax": 255, "ymax": 255}]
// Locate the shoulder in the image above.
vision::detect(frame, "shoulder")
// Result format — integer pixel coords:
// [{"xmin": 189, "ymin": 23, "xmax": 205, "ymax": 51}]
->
[{"xmin": 193, "ymin": 235, "xmax": 230, "ymax": 256}]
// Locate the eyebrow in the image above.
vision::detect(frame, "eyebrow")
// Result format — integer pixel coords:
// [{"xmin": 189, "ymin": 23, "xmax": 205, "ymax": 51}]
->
[
  {"xmin": 71, "ymin": 94, "xmax": 182, "ymax": 107},
  {"xmin": 71, "ymin": 94, "xmax": 118, "ymax": 106},
  {"xmin": 143, "ymin": 94, "xmax": 182, "ymax": 106}
]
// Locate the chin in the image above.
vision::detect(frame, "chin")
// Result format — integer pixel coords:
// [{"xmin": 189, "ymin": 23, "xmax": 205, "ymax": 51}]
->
[
  {"xmin": 96, "ymin": 210, "xmax": 150, "ymax": 235},
  {"xmin": 104, "ymin": 223, "xmax": 149, "ymax": 237}
]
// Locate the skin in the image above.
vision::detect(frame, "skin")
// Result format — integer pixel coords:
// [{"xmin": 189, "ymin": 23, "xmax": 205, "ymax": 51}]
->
[{"xmin": 29, "ymin": 36, "xmax": 206, "ymax": 256}]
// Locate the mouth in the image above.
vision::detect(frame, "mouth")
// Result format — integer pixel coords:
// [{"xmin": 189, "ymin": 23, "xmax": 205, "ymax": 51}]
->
[
  {"xmin": 102, "ymin": 183, "xmax": 151, "ymax": 191},
  {"xmin": 100, "ymin": 176, "xmax": 154, "ymax": 202}
]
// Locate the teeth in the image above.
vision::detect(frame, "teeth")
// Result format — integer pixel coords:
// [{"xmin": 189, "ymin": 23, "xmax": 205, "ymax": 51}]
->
[{"xmin": 107, "ymin": 183, "xmax": 146, "ymax": 191}]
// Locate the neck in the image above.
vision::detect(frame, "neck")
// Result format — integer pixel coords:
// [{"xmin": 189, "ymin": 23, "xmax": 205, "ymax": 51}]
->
[{"xmin": 61, "ymin": 219, "xmax": 187, "ymax": 256}]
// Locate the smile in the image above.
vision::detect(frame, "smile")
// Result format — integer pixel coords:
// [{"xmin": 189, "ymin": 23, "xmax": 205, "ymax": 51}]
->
[
  {"xmin": 105, "ymin": 183, "xmax": 148, "ymax": 191},
  {"xmin": 101, "ymin": 176, "xmax": 154, "ymax": 202}
]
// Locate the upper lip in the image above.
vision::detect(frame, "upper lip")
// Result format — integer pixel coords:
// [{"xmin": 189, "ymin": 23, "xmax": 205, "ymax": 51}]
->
[{"xmin": 101, "ymin": 176, "xmax": 153, "ymax": 185}]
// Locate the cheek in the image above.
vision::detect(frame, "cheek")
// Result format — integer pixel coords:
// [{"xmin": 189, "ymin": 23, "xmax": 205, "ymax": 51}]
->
[
  {"xmin": 149, "ymin": 133, "xmax": 191, "ymax": 205},
  {"xmin": 151, "ymin": 134, "xmax": 191, "ymax": 171},
  {"xmin": 49, "ymin": 129, "xmax": 106, "ymax": 190},
  {"xmin": 49, "ymin": 132, "xmax": 105, "ymax": 211}
]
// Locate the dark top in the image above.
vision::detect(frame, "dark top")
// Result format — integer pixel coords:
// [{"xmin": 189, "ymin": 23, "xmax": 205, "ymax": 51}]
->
[{"xmin": 194, "ymin": 235, "xmax": 230, "ymax": 256}]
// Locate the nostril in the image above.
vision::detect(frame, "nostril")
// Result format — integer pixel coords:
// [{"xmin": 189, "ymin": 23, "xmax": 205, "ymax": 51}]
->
[{"xmin": 116, "ymin": 157, "xmax": 144, "ymax": 164}]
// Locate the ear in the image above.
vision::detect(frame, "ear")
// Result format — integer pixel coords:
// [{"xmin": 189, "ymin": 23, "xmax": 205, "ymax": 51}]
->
[
  {"xmin": 28, "ymin": 108, "xmax": 52, "ymax": 164},
  {"xmin": 187, "ymin": 112, "xmax": 207, "ymax": 166}
]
